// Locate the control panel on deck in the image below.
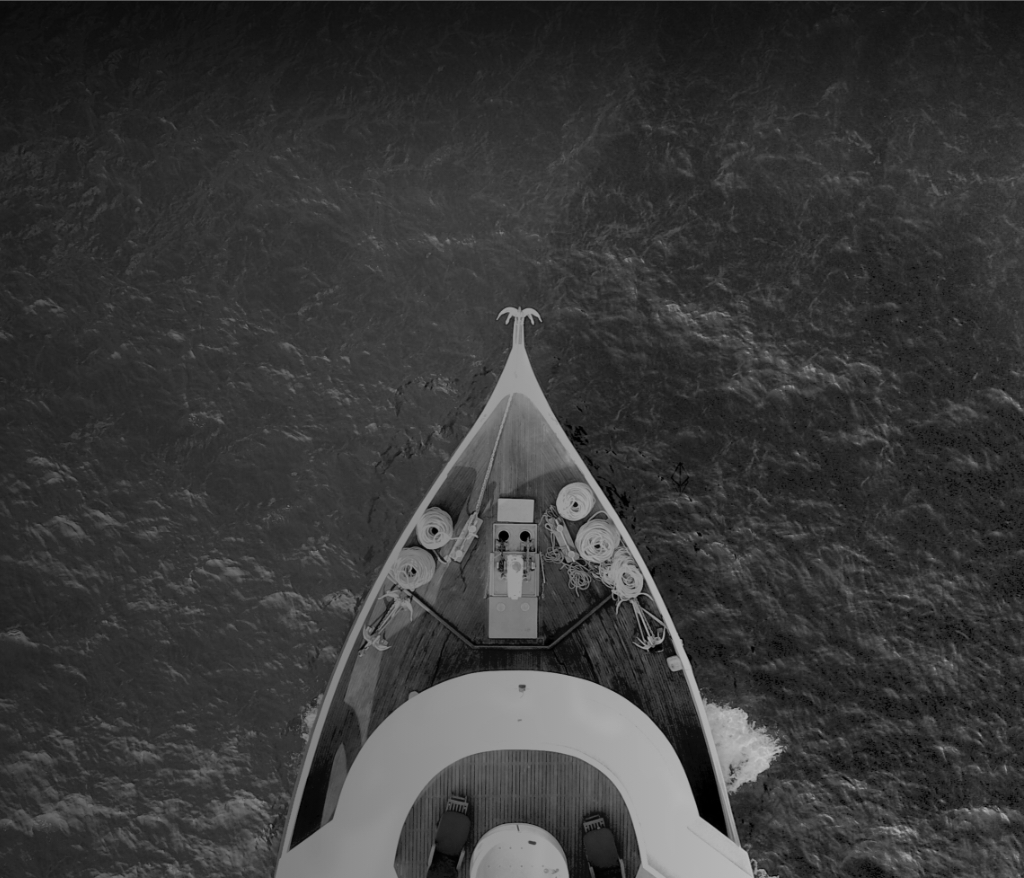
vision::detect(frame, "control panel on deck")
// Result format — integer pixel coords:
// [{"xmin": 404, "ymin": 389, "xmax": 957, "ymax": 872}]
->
[
  {"xmin": 488, "ymin": 523, "xmax": 539, "ymax": 598},
  {"xmin": 487, "ymin": 498, "xmax": 539, "ymax": 639}
]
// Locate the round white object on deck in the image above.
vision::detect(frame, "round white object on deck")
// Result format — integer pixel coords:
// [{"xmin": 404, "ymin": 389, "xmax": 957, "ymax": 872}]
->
[
  {"xmin": 470, "ymin": 823, "xmax": 568, "ymax": 877},
  {"xmin": 416, "ymin": 507, "xmax": 453, "ymax": 549},
  {"xmin": 576, "ymin": 518, "xmax": 620, "ymax": 563},
  {"xmin": 391, "ymin": 546, "xmax": 436, "ymax": 588},
  {"xmin": 556, "ymin": 481, "xmax": 594, "ymax": 520}
]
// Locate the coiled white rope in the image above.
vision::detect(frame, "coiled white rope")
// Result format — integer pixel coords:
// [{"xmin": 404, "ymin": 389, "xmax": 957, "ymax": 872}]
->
[
  {"xmin": 556, "ymin": 482, "xmax": 594, "ymax": 521},
  {"xmin": 416, "ymin": 507, "xmax": 453, "ymax": 550},
  {"xmin": 362, "ymin": 544, "xmax": 438, "ymax": 652},
  {"xmin": 541, "ymin": 493, "xmax": 666, "ymax": 652},
  {"xmin": 567, "ymin": 565, "xmax": 592, "ymax": 593},
  {"xmin": 599, "ymin": 547, "xmax": 644, "ymax": 601},
  {"xmin": 598, "ymin": 546, "xmax": 665, "ymax": 648},
  {"xmin": 390, "ymin": 546, "xmax": 436, "ymax": 589},
  {"xmin": 576, "ymin": 516, "xmax": 620, "ymax": 564},
  {"xmin": 541, "ymin": 506, "xmax": 592, "ymax": 592}
]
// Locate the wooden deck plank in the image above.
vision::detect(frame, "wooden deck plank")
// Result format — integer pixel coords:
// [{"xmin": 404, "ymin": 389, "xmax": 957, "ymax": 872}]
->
[
  {"xmin": 431, "ymin": 394, "xmax": 603, "ymax": 641},
  {"xmin": 394, "ymin": 749, "xmax": 640, "ymax": 878},
  {"xmin": 368, "ymin": 619, "xmax": 455, "ymax": 734},
  {"xmin": 562, "ymin": 611, "xmax": 728, "ymax": 835},
  {"xmin": 420, "ymin": 393, "xmax": 589, "ymax": 645}
]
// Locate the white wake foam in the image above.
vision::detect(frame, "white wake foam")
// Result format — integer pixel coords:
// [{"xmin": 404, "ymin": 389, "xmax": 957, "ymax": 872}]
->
[{"xmin": 704, "ymin": 701, "xmax": 783, "ymax": 793}]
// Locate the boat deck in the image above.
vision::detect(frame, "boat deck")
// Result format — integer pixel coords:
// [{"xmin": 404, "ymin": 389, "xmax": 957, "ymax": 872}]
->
[
  {"xmin": 290, "ymin": 392, "xmax": 727, "ymax": 851},
  {"xmin": 394, "ymin": 749, "xmax": 639, "ymax": 878}
]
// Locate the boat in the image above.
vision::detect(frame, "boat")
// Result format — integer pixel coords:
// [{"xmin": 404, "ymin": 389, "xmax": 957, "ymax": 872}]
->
[{"xmin": 274, "ymin": 308, "xmax": 754, "ymax": 878}]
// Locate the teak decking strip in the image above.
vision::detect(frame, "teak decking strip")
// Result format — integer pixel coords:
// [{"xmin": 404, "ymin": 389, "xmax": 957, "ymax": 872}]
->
[{"xmin": 394, "ymin": 749, "xmax": 639, "ymax": 878}]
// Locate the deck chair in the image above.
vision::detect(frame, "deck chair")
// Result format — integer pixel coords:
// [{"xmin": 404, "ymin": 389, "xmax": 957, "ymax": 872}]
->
[
  {"xmin": 426, "ymin": 794, "xmax": 471, "ymax": 878},
  {"xmin": 582, "ymin": 813, "xmax": 626, "ymax": 878}
]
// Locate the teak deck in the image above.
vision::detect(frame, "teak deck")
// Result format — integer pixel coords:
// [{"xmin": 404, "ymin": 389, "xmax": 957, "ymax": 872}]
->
[
  {"xmin": 291, "ymin": 390, "xmax": 728, "ymax": 853},
  {"xmin": 394, "ymin": 749, "xmax": 640, "ymax": 878}
]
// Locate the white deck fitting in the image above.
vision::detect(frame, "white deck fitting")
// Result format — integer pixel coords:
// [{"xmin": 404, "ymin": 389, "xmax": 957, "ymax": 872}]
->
[{"xmin": 275, "ymin": 671, "xmax": 751, "ymax": 878}]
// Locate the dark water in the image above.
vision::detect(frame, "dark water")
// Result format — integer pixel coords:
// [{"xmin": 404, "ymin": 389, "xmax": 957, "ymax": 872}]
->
[{"xmin": 2, "ymin": 5, "xmax": 1023, "ymax": 877}]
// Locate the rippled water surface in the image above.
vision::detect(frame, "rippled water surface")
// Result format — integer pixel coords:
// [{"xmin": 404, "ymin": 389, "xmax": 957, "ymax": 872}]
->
[{"xmin": 2, "ymin": 5, "xmax": 1023, "ymax": 878}]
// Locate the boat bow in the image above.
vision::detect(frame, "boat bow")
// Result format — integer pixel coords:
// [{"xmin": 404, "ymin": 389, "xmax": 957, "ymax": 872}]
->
[{"xmin": 274, "ymin": 308, "xmax": 751, "ymax": 878}]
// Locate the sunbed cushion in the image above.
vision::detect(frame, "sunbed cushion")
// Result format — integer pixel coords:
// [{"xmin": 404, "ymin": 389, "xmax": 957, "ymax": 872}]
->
[
  {"xmin": 435, "ymin": 810, "xmax": 471, "ymax": 858},
  {"xmin": 583, "ymin": 826, "xmax": 619, "ymax": 869}
]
